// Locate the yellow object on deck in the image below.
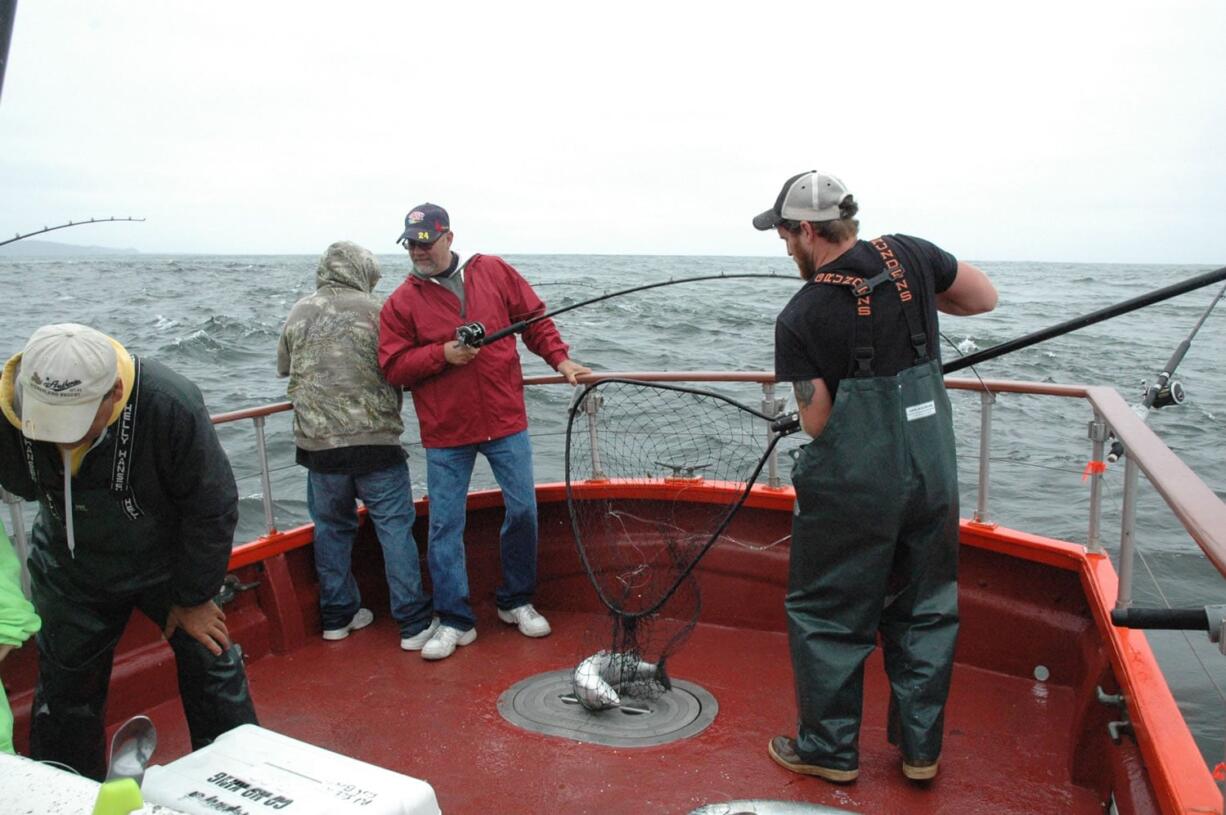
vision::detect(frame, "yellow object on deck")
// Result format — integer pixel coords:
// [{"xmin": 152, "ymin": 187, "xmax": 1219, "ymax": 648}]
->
[{"xmin": 91, "ymin": 778, "xmax": 144, "ymax": 815}]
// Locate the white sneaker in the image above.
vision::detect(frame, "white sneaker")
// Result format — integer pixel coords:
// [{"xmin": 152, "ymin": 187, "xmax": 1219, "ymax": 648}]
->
[
  {"xmin": 497, "ymin": 604, "xmax": 551, "ymax": 638},
  {"xmin": 322, "ymin": 608, "xmax": 374, "ymax": 641},
  {"xmin": 421, "ymin": 625, "xmax": 477, "ymax": 660},
  {"xmin": 400, "ymin": 617, "xmax": 441, "ymax": 651}
]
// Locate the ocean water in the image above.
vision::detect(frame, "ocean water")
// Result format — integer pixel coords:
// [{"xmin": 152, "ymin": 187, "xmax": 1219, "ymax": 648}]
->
[{"xmin": 1, "ymin": 252, "xmax": 1224, "ymax": 768}]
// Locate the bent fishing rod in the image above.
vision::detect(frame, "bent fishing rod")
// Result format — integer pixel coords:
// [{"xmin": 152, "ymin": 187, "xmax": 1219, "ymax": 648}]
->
[
  {"xmin": 453, "ymin": 272, "xmax": 795, "ymax": 347},
  {"xmin": 454, "ymin": 263, "xmax": 1226, "ymax": 438},
  {"xmin": 0, "ymin": 217, "xmax": 146, "ymax": 248},
  {"xmin": 460, "ymin": 265, "xmax": 1226, "ymax": 368},
  {"xmin": 1105, "ymin": 276, "xmax": 1226, "ymax": 463}
]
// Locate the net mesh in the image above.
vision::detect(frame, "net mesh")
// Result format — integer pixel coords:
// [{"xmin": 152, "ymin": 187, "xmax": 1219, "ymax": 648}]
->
[{"xmin": 565, "ymin": 378, "xmax": 785, "ymax": 708}]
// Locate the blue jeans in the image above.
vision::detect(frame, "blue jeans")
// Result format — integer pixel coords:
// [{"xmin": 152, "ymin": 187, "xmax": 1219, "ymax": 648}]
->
[
  {"xmin": 307, "ymin": 462, "xmax": 432, "ymax": 637},
  {"xmin": 425, "ymin": 430, "xmax": 538, "ymax": 631}
]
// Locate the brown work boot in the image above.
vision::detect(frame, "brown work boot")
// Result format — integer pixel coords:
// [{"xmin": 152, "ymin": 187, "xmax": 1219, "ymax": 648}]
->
[
  {"xmin": 902, "ymin": 757, "xmax": 940, "ymax": 781},
  {"xmin": 767, "ymin": 736, "xmax": 858, "ymax": 783}
]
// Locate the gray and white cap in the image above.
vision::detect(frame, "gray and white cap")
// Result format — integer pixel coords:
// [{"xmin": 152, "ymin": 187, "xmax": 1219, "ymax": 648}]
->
[
  {"xmin": 752, "ymin": 170, "xmax": 852, "ymax": 230},
  {"xmin": 18, "ymin": 323, "xmax": 118, "ymax": 443}
]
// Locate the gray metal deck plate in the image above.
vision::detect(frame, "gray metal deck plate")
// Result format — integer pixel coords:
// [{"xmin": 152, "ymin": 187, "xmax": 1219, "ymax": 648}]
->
[{"xmin": 497, "ymin": 669, "xmax": 719, "ymax": 747}]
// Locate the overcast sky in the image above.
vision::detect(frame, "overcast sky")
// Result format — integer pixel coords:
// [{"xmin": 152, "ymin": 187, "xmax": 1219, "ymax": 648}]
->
[{"xmin": 2, "ymin": 1, "xmax": 1224, "ymax": 262}]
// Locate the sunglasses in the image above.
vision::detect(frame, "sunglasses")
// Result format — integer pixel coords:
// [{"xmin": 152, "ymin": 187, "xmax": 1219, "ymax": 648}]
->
[{"xmin": 403, "ymin": 231, "xmax": 448, "ymax": 250}]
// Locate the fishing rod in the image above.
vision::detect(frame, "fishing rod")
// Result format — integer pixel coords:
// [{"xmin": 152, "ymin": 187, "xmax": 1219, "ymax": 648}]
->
[
  {"xmin": 458, "ymin": 262, "xmax": 1226, "ymax": 440},
  {"xmin": 768, "ymin": 265, "xmax": 1226, "ymax": 436},
  {"xmin": 943, "ymin": 265, "xmax": 1226, "ymax": 374},
  {"xmin": 461, "ymin": 265, "xmax": 1226, "ymax": 370},
  {"xmin": 453, "ymin": 272, "xmax": 795, "ymax": 347},
  {"xmin": 1105, "ymin": 277, "xmax": 1226, "ymax": 463},
  {"xmin": 0, "ymin": 216, "xmax": 147, "ymax": 248},
  {"xmin": 1107, "ymin": 279, "xmax": 1226, "ymax": 637},
  {"xmin": 0, "ymin": 0, "xmax": 16, "ymax": 105}
]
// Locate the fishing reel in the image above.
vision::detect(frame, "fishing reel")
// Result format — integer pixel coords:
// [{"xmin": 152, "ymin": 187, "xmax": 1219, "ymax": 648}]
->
[
  {"xmin": 455, "ymin": 321, "xmax": 486, "ymax": 347},
  {"xmin": 1142, "ymin": 379, "xmax": 1185, "ymax": 409},
  {"xmin": 770, "ymin": 412, "xmax": 801, "ymax": 435},
  {"xmin": 1107, "ymin": 378, "xmax": 1188, "ymax": 463}
]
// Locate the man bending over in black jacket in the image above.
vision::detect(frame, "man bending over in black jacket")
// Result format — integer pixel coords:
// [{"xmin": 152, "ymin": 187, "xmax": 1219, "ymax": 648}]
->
[{"xmin": 0, "ymin": 322, "xmax": 258, "ymax": 779}]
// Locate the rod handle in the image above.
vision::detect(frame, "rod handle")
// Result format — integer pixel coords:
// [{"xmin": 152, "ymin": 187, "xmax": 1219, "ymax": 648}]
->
[{"xmin": 1110, "ymin": 607, "xmax": 1209, "ymax": 631}]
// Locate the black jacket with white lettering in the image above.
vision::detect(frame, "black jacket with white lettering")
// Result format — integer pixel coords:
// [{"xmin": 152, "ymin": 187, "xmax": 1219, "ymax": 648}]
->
[{"xmin": 0, "ymin": 357, "xmax": 238, "ymax": 607}]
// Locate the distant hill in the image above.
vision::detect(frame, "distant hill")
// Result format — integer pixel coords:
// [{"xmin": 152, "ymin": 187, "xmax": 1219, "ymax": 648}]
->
[{"xmin": 0, "ymin": 239, "xmax": 140, "ymax": 257}]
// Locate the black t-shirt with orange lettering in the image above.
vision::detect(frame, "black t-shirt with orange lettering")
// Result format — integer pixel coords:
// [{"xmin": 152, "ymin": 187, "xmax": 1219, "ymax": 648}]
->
[{"xmin": 774, "ymin": 234, "xmax": 958, "ymax": 398}]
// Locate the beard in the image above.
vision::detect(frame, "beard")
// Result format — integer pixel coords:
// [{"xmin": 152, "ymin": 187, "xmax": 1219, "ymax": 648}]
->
[
  {"xmin": 794, "ymin": 248, "xmax": 818, "ymax": 281},
  {"xmin": 412, "ymin": 246, "xmax": 453, "ymax": 277},
  {"xmin": 412, "ymin": 252, "xmax": 449, "ymax": 276}
]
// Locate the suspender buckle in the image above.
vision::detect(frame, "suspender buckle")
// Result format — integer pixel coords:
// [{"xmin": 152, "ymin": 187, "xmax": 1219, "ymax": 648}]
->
[
  {"xmin": 853, "ymin": 346, "xmax": 875, "ymax": 377},
  {"xmin": 859, "ymin": 269, "xmax": 892, "ymax": 295}
]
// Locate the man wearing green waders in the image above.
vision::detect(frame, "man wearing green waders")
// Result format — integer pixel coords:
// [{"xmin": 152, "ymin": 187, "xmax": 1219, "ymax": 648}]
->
[{"xmin": 754, "ymin": 171, "xmax": 998, "ymax": 783}]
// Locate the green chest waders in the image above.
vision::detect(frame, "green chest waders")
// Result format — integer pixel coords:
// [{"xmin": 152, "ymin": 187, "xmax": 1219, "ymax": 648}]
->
[{"xmin": 786, "ymin": 239, "xmax": 960, "ymax": 771}]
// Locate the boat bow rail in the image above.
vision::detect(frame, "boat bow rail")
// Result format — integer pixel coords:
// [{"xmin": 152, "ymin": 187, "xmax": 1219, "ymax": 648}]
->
[
  {"xmin": 942, "ymin": 377, "xmax": 1226, "ymax": 633},
  {"xmin": 4, "ymin": 371, "xmax": 1225, "ymax": 657}
]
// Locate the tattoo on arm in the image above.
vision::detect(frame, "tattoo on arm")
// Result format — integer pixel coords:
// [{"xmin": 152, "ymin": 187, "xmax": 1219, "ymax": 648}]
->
[{"xmin": 793, "ymin": 380, "xmax": 815, "ymax": 409}]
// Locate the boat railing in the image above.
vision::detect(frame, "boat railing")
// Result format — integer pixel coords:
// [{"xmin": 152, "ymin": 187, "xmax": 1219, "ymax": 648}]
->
[
  {"xmin": 3, "ymin": 371, "xmax": 1224, "ymax": 648},
  {"xmin": 941, "ymin": 377, "xmax": 1226, "ymax": 623}
]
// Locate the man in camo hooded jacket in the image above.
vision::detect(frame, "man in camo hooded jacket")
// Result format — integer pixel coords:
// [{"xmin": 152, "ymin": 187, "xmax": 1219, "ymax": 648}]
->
[{"xmin": 278, "ymin": 241, "xmax": 436, "ymax": 651}]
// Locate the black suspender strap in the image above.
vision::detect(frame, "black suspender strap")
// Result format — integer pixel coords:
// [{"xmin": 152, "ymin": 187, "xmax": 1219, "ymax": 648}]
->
[
  {"xmin": 110, "ymin": 355, "xmax": 145, "ymax": 520},
  {"xmin": 809, "ymin": 265, "xmax": 891, "ymax": 378},
  {"xmin": 806, "ymin": 238, "xmax": 933, "ymax": 377},
  {"xmin": 869, "ymin": 237, "xmax": 931, "ymax": 364},
  {"xmin": 20, "ymin": 432, "xmax": 62, "ymax": 524}
]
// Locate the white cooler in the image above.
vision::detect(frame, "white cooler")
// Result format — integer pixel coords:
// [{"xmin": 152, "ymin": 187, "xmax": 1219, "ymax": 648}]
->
[{"xmin": 141, "ymin": 724, "xmax": 440, "ymax": 815}]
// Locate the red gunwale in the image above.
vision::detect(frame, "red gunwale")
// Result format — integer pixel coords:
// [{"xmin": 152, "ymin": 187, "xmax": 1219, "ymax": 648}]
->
[{"xmin": 961, "ymin": 520, "xmax": 1221, "ymax": 814}]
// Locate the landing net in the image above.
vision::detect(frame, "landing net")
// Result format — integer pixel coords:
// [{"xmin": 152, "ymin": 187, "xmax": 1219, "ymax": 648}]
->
[{"xmin": 565, "ymin": 378, "xmax": 788, "ymax": 707}]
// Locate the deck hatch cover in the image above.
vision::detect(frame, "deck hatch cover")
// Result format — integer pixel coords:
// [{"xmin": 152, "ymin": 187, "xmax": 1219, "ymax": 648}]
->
[{"xmin": 497, "ymin": 669, "xmax": 718, "ymax": 747}]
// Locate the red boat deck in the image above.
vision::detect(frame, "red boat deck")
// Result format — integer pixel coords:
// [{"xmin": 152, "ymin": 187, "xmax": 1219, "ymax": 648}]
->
[{"xmin": 135, "ymin": 607, "xmax": 1104, "ymax": 814}]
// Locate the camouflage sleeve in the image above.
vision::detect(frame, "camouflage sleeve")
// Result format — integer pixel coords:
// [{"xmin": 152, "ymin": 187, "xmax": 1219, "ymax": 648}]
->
[
  {"xmin": 277, "ymin": 301, "xmax": 310, "ymax": 379},
  {"xmin": 276, "ymin": 322, "xmax": 292, "ymax": 378}
]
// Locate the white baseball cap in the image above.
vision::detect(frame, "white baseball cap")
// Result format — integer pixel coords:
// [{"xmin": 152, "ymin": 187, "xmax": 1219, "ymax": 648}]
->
[
  {"xmin": 18, "ymin": 323, "xmax": 118, "ymax": 443},
  {"xmin": 753, "ymin": 170, "xmax": 853, "ymax": 230}
]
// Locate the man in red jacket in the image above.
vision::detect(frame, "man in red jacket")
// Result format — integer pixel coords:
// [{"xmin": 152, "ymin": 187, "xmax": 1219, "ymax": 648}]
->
[{"xmin": 379, "ymin": 203, "xmax": 589, "ymax": 661}]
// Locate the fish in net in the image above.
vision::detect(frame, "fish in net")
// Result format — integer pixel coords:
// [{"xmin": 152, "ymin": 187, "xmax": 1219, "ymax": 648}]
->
[{"xmin": 564, "ymin": 378, "xmax": 794, "ymax": 709}]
